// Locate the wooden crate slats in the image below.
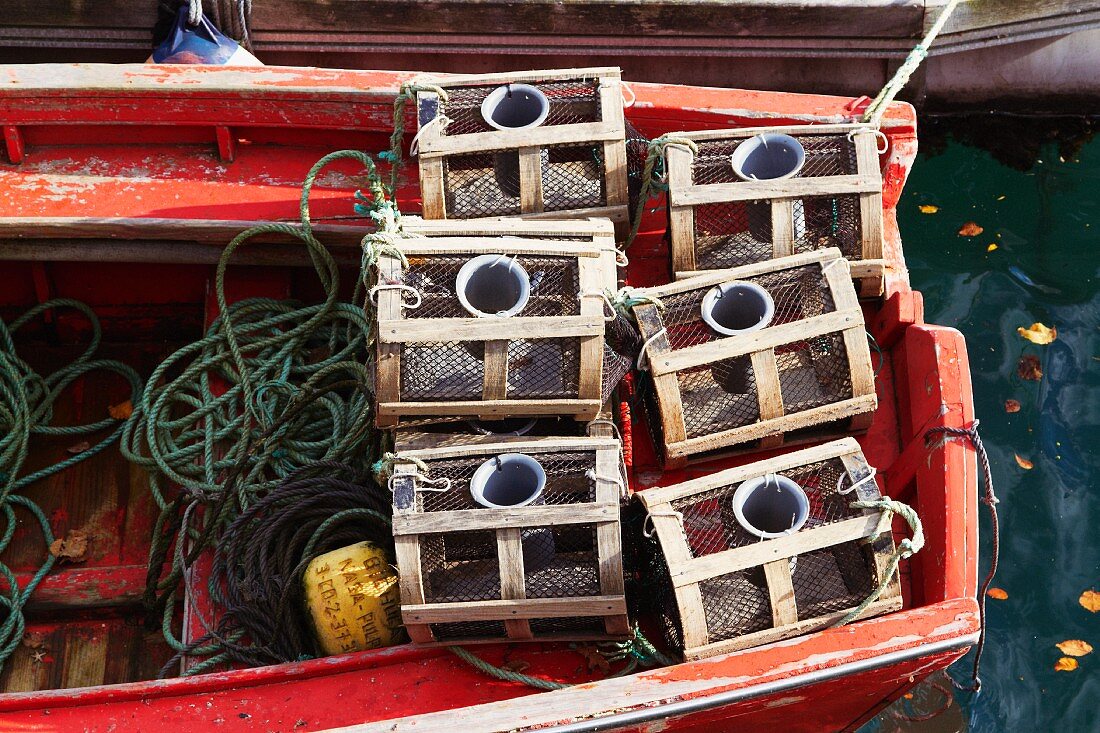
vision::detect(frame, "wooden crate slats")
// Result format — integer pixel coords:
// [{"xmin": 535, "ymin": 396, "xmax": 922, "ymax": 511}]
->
[
  {"xmin": 411, "ymin": 69, "xmax": 629, "ymax": 237},
  {"xmin": 637, "ymin": 439, "xmax": 903, "ymax": 660},
  {"xmin": 371, "ymin": 220, "xmax": 617, "ymax": 425},
  {"xmin": 392, "ymin": 437, "xmax": 630, "ymax": 645},
  {"xmin": 665, "ymin": 123, "xmax": 885, "ymax": 295},
  {"xmin": 630, "ymin": 250, "xmax": 876, "ymax": 462}
]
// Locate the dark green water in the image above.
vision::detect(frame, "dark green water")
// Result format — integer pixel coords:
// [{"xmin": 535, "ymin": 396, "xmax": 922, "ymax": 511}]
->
[{"xmin": 861, "ymin": 123, "xmax": 1100, "ymax": 732}]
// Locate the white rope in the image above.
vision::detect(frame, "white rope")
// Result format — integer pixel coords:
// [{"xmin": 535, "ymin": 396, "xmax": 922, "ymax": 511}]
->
[
  {"xmin": 635, "ymin": 327, "xmax": 667, "ymax": 372},
  {"xmin": 847, "ymin": 127, "xmax": 890, "ymax": 154},
  {"xmin": 586, "ymin": 469, "xmax": 627, "ymax": 499},
  {"xmin": 368, "ymin": 283, "xmax": 422, "ymax": 310},
  {"xmin": 581, "ymin": 290, "xmax": 618, "ymax": 322},
  {"xmin": 388, "ymin": 473, "xmax": 452, "ymax": 494},
  {"xmin": 409, "ymin": 114, "xmax": 451, "ymax": 157},
  {"xmin": 837, "ymin": 467, "xmax": 879, "ymax": 496},
  {"xmin": 643, "ymin": 507, "xmax": 684, "ymax": 539},
  {"xmin": 585, "ymin": 417, "xmax": 622, "ymax": 442},
  {"xmin": 187, "ymin": 0, "xmax": 203, "ymax": 26},
  {"xmin": 620, "ymin": 82, "xmax": 636, "ymax": 109}
]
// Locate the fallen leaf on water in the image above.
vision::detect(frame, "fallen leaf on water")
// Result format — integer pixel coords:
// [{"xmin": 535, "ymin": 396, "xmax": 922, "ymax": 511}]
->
[
  {"xmin": 1054, "ymin": 657, "xmax": 1079, "ymax": 672},
  {"xmin": 997, "ymin": 195, "xmax": 1006, "ymax": 201},
  {"xmin": 1017, "ymin": 355, "xmax": 1042, "ymax": 381},
  {"xmin": 1004, "ymin": 399, "xmax": 1021, "ymax": 413},
  {"xmin": 987, "ymin": 243, "xmax": 998, "ymax": 252},
  {"xmin": 48, "ymin": 530, "xmax": 89, "ymax": 563},
  {"xmin": 958, "ymin": 221, "xmax": 984, "ymax": 237},
  {"xmin": 1017, "ymin": 322, "xmax": 1057, "ymax": 345},
  {"xmin": 1056, "ymin": 640, "xmax": 1093, "ymax": 657},
  {"xmin": 1080, "ymin": 590, "xmax": 1100, "ymax": 613},
  {"xmin": 918, "ymin": 205, "xmax": 939, "ymax": 214},
  {"xmin": 66, "ymin": 441, "xmax": 91, "ymax": 454},
  {"xmin": 903, "ymin": 693, "xmax": 914, "ymax": 699},
  {"xmin": 1015, "ymin": 454, "xmax": 1034, "ymax": 470},
  {"xmin": 108, "ymin": 400, "xmax": 133, "ymax": 420},
  {"xmin": 987, "ymin": 587, "xmax": 1009, "ymax": 600}
]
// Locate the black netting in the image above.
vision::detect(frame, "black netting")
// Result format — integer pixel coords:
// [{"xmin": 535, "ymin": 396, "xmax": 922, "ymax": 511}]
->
[
  {"xmin": 776, "ymin": 334, "xmax": 853, "ymax": 413},
  {"xmin": 523, "ymin": 524, "xmax": 601, "ymax": 599},
  {"xmin": 415, "ymin": 451, "xmax": 597, "ymax": 514},
  {"xmin": 399, "ymin": 417, "xmax": 586, "ymax": 441},
  {"xmin": 529, "ymin": 616, "xmax": 606, "ymax": 637},
  {"xmin": 602, "ymin": 310, "xmax": 642, "ymax": 404},
  {"xmin": 430, "ymin": 620, "xmax": 507, "ymax": 641},
  {"xmin": 699, "ymin": 571, "xmax": 773, "ymax": 639},
  {"xmin": 671, "ymin": 456, "xmax": 859, "ymax": 558},
  {"xmin": 690, "ymin": 134, "xmax": 857, "ymax": 186},
  {"xmin": 508, "ymin": 338, "xmax": 581, "ymax": 398},
  {"xmin": 625, "ymin": 121, "xmax": 650, "ymax": 218},
  {"xmin": 643, "ymin": 534, "xmax": 685, "ymax": 653},
  {"xmin": 679, "ymin": 361, "xmax": 760, "ymax": 439},
  {"xmin": 693, "ymin": 201, "xmax": 772, "ymax": 270},
  {"xmin": 443, "ymin": 144, "xmax": 607, "ymax": 219},
  {"xmin": 401, "ymin": 255, "xmax": 580, "ymax": 320},
  {"xmin": 793, "ymin": 194, "xmax": 863, "ymax": 260},
  {"xmin": 439, "ymin": 79, "xmax": 602, "ymax": 137},
  {"xmin": 421, "ymin": 530, "xmax": 502, "ymax": 602},
  {"xmin": 791, "ymin": 544, "xmax": 876, "ymax": 620}
]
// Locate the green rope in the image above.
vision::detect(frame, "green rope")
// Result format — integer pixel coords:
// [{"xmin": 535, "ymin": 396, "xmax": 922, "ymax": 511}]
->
[
  {"xmin": 625, "ymin": 135, "xmax": 698, "ymax": 249},
  {"xmin": 448, "ymin": 626, "xmax": 672, "ymax": 691},
  {"xmin": 861, "ymin": 0, "xmax": 962, "ymax": 125},
  {"xmin": 608, "ymin": 286, "xmax": 664, "ymax": 321},
  {"xmin": 833, "ymin": 497, "xmax": 924, "ymax": 627},
  {"xmin": 0, "ymin": 300, "xmax": 143, "ymax": 670},
  {"xmin": 385, "ymin": 81, "xmax": 450, "ymax": 197}
]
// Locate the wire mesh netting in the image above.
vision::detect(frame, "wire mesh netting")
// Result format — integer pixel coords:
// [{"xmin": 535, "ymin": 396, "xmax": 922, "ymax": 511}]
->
[
  {"xmin": 438, "ymin": 79, "xmax": 603, "ymax": 137},
  {"xmin": 686, "ymin": 134, "xmax": 864, "ymax": 270},
  {"xmin": 641, "ymin": 264, "xmax": 846, "ymax": 439},
  {"xmin": 443, "ymin": 144, "xmax": 608, "ymax": 219},
  {"xmin": 602, "ymin": 310, "xmax": 642, "ymax": 404},
  {"xmin": 400, "ymin": 255, "xmax": 581, "ymax": 320},
  {"xmin": 646, "ymin": 455, "xmax": 886, "ymax": 651},
  {"xmin": 399, "ymin": 338, "xmax": 581, "ymax": 402}
]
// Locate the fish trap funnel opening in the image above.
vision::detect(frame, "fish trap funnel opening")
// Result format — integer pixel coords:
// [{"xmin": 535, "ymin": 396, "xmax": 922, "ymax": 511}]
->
[
  {"xmin": 455, "ymin": 255, "xmax": 531, "ymax": 318},
  {"xmin": 481, "ymin": 84, "xmax": 550, "ymax": 130},
  {"xmin": 730, "ymin": 133, "xmax": 806, "ymax": 181},
  {"xmin": 732, "ymin": 474, "xmax": 810, "ymax": 539},
  {"xmin": 470, "ymin": 453, "xmax": 547, "ymax": 508},
  {"xmin": 701, "ymin": 281, "xmax": 775, "ymax": 336}
]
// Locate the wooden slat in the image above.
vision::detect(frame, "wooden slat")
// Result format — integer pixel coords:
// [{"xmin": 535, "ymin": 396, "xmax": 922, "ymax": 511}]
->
[
  {"xmin": 647, "ymin": 512, "xmax": 709, "ymax": 652},
  {"xmin": 396, "ymin": 436, "xmax": 615, "ymax": 461},
  {"xmin": 378, "ymin": 398, "xmax": 601, "ymax": 419},
  {"xmin": 680, "ymin": 123, "xmax": 869, "ymax": 143},
  {"xmin": 391, "ymin": 503, "xmax": 618, "ymax": 535},
  {"xmin": 646, "ymin": 247, "xmax": 842, "ymax": 297},
  {"xmin": 750, "ymin": 348, "xmax": 785, "ymax": 450},
  {"xmin": 517, "ymin": 204, "xmax": 629, "ymax": 226},
  {"xmin": 671, "ymin": 174, "xmax": 880, "ymax": 207},
  {"xmin": 419, "ymin": 156, "xmax": 447, "ymax": 220},
  {"xmin": 419, "ymin": 120, "xmax": 623, "ymax": 157},
  {"xmin": 650, "ymin": 308, "xmax": 863, "ymax": 376},
  {"xmin": 398, "ymin": 239, "xmax": 603, "ymax": 257},
  {"xmin": 518, "ymin": 146, "xmax": 545, "ymax": 214},
  {"xmin": 838, "ymin": 451, "xmax": 902, "ymax": 603},
  {"xmin": 401, "ymin": 215, "xmax": 614, "ymax": 239},
  {"xmin": 482, "ymin": 341, "xmax": 509, "ymax": 401},
  {"xmin": 670, "ymin": 514, "xmax": 883, "ymax": 587},
  {"xmin": 577, "ymin": 256, "xmax": 606, "ymax": 403},
  {"xmin": 594, "ymin": 445, "xmax": 630, "ymax": 636},
  {"xmin": 821, "ymin": 256, "xmax": 877, "ymax": 430},
  {"xmin": 378, "ymin": 315, "xmax": 604, "ymax": 343},
  {"xmin": 638, "ymin": 438, "xmax": 859, "ymax": 507},
  {"xmin": 429, "ymin": 67, "xmax": 621, "ymax": 88},
  {"xmin": 374, "ymin": 253, "xmax": 405, "ymax": 429},
  {"xmin": 683, "ymin": 597, "xmax": 902, "ymax": 661},
  {"xmin": 763, "ymin": 559, "xmax": 799, "ymax": 627},
  {"xmin": 634, "ymin": 303, "xmax": 688, "ymax": 447},
  {"xmin": 770, "ymin": 198, "xmax": 795, "ymax": 258},
  {"xmin": 392, "ymin": 467, "xmax": 435, "ymax": 644},
  {"xmin": 666, "ymin": 145, "xmax": 697, "ymax": 272},
  {"xmin": 668, "ymin": 394, "xmax": 877, "ymax": 458},
  {"xmin": 497, "ymin": 528, "xmax": 532, "ymax": 639},
  {"xmin": 402, "ymin": 595, "xmax": 627, "ymax": 623},
  {"xmin": 852, "ymin": 131, "xmax": 885, "ymax": 268}
]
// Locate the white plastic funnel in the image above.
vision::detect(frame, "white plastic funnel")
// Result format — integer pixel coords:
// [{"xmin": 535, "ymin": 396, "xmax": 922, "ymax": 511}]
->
[
  {"xmin": 455, "ymin": 255, "xmax": 531, "ymax": 318},
  {"xmin": 481, "ymin": 84, "xmax": 550, "ymax": 130},
  {"xmin": 732, "ymin": 474, "xmax": 810, "ymax": 539},
  {"xmin": 701, "ymin": 281, "xmax": 775, "ymax": 336},
  {"xmin": 730, "ymin": 133, "xmax": 806, "ymax": 181},
  {"xmin": 470, "ymin": 453, "xmax": 547, "ymax": 508}
]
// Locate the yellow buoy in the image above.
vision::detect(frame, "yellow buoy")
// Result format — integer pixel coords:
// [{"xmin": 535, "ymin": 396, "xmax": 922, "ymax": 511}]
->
[{"xmin": 303, "ymin": 541, "xmax": 403, "ymax": 655}]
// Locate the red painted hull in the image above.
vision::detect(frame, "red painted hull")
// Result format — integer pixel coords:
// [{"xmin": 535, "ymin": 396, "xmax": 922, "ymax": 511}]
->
[{"xmin": 0, "ymin": 65, "xmax": 978, "ymax": 732}]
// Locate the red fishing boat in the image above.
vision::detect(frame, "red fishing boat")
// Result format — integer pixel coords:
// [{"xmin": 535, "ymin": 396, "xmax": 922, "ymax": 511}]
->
[{"xmin": 0, "ymin": 64, "xmax": 978, "ymax": 732}]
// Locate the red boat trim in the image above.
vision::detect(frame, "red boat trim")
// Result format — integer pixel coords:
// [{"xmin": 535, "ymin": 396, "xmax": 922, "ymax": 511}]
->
[{"xmin": 530, "ymin": 632, "xmax": 978, "ymax": 733}]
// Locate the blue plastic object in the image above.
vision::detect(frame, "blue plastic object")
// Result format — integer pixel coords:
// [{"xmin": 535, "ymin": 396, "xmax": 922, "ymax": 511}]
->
[{"xmin": 150, "ymin": 6, "xmax": 260, "ymax": 65}]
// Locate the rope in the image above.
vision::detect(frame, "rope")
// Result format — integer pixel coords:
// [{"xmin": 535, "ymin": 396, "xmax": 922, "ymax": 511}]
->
[
  {"xmin": 626, "ymin": 135, "xmax": 699, "ymax": 249},
  {"xmin": 861, "ymin": 0, "xmax": 963, "ymax": 125},
  {"xmin": 385, "ymin": 81, "xmax": 451, "ymax": 197},
  {"xmin": 832, "ymin": 497, "xmax": 924, "ymax": 628},
  {"xmin": 0, "ymin": 300, "xmax": 143, "ymax": 670},
  {"xmin": 187, "ymin": 0, "xmax": 202, "ymax": 26},
  {"xmin": 925, "ymin": 420, "xmax": 998, "ymax": 694}
]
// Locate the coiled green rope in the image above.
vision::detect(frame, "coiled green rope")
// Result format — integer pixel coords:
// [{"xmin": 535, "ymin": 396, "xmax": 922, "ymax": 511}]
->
[{"xmin": 0, "ymin": 300, "xmax": 143, "ymax": 669}]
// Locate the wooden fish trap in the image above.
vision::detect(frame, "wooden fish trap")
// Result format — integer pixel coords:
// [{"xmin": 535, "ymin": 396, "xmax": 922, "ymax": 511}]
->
[
  {"xmin": 373, "ymin": 217, "xmax": 620, "ymax": 428},
  {"xmin": 390, "ymin": 436, "xmax": 631, "ymax": 644},
  {"xmin": 636, "ymin": 438, "xmax": 902, "ymax": 661},
  {"xmin": 411, "ymin": 67, "xmax": 630, "ymax": 238},
  {"xmin": 665, "ymin": 124, "xmax": 886, "ymax": 297},
  {"xmin": 631, "ymin": 248, "xmax": 876, "ymax": 467}
]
